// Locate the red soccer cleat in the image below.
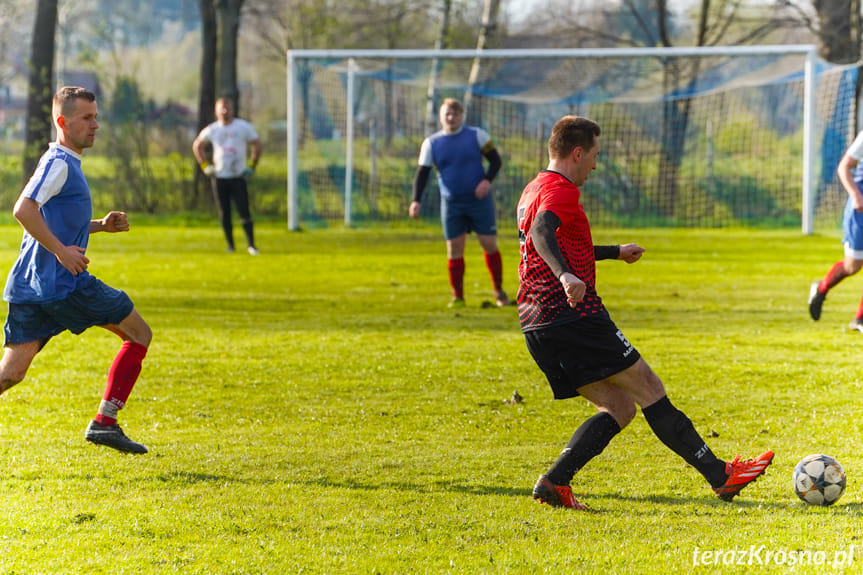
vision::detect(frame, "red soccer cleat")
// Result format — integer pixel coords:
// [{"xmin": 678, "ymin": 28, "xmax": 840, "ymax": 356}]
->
[
  {"xmin": 713, "ymin": 450, "xmax": 774, "ymax": 501},
  {"xmin": 532, "ymin": 475, "xmax": 588, "ymax": 510}
]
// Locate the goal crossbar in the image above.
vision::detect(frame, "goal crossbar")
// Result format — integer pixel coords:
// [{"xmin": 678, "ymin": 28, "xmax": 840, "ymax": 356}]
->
[{"xmin": 286, "ymin": 45, "xmax": 820, "ymax": 232}]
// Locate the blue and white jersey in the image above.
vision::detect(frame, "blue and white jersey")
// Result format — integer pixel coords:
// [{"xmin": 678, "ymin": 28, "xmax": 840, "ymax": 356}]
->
[
  {"xmin": 418, "ymin": 125, "xmax": 491, "ymax": 203},
  {"xmin": 846, "ymin": 131, "xmax": 863, "ymax": 189},
  {"xmin": 4, "ymin": 143, "xmax": 93, "ymax": 303}
]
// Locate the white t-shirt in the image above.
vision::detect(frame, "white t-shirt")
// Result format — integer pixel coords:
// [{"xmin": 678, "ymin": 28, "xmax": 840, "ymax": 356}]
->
[
  {"xmin": 198, "ymin": 118, "xmax": 259, "ymax": 178},
  {"xmin": 846, "ymin": 131, "xmax": 863, "ymax": 161}
]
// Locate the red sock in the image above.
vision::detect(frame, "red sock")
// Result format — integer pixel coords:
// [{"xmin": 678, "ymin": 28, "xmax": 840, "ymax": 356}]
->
[
  {"xmin": 448, "ymin": 258, "xmax": 465, "ymax": 299},
  {"xmin": 821, "ymin": 261, "xmax": 849, "ymax": 293},
  {"xmin": 94, "ymin": 341, "xmax": 148, "ymax": 426},
  {"xmin": 856, "ymin": 298, "xmax": 863, "ymax": 321},
  {"xmin": 484, "ymin": 250, "xmax": 503, "ymax": 291}
]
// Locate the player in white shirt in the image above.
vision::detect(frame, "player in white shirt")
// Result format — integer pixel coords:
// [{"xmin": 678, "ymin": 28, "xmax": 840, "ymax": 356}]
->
[{"xmin": 193, "ymin": 97, "xmax": 262, "ymax": 255}]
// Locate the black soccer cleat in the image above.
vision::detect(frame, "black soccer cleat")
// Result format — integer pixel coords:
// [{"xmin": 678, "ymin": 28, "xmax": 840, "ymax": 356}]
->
[
  {"xmin": 85, "ymin": 420, "xmax": 148, "ymax": 454},
  {"xmin": 808, "ymin": 280, "xmax": 825, "ymax": 321}
]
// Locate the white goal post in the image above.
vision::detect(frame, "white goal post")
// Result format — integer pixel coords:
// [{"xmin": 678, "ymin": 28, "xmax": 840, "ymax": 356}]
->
[{"xmin": 286, "ymin": 45, "xmax": 830, "ymax": 233}]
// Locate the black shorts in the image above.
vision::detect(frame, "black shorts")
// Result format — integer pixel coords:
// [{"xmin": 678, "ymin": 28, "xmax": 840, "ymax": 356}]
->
[{"xmin": 524, "ymin": 312, "xmax": 641, "ymax": 399}]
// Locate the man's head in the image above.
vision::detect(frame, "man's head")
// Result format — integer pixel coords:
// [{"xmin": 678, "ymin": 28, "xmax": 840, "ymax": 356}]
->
[
  {"xmin": 52, "ymin": 86, "xmax": 98, "ymax": 153},
  {"xmin": 215, "ymin": 97, "xmax": 235, "ymax": 124},
  {"xmin": 439, "ymin": 98, "xmax": 464, "ymax": 134},
  {"xmin": 548, "ymin": 115, "xmax": 601, "ymax": 186}
]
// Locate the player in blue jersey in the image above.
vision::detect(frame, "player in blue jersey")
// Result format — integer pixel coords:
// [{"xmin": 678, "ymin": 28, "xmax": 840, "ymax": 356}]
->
[
  {"xmin": 809, "ymin": 130, "xmax": 863, "ymax": 332},
  {"xmin": 0, "ymin": 86, "xmax": 152, "ymax": 453},
  {"xmin": 410, "ymin": 98, "xmax": 509, "ymax": 308}
]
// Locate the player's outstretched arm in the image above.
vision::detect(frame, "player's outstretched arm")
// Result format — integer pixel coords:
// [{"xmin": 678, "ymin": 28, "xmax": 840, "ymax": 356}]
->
[
  {"xmin": 618, "ymin": 243, "xmax": 645, "ymax": 263},
  {"xmin": 91, "ymin": 211, "xmax": 130, "ymax": 234}
]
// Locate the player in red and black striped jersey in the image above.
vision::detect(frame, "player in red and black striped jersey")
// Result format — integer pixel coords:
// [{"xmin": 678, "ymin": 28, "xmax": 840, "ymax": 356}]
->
[
  {"xmin": 516, "ymin": 168, "xmax": 619, "ymax": 329},
  {"xmin": 518, "ymin": 115, "xmax": 773, "ymax": 509}
]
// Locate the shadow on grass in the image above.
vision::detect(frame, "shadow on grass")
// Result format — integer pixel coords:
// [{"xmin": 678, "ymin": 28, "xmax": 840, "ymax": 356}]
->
[
  {"xmin": 297, "ymin": 476, "xmax": 811, "ymax": 512},
  {"xmin": 591, "ymin": 491, "xmax": 790, "ymax": 511},
  {"xmin": 155, "ymin": 471, "xmax": 230, "ymax": 484},
  {"xmin": 142, "ymin": 297, "xmax": 521, "ymax": 333}
]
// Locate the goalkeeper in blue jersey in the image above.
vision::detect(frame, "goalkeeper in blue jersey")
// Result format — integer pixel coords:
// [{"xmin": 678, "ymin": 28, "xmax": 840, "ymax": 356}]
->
[
  {"xmin": 0, "ymin": 86, "xmax": 152, "ymax": 454},
  {"xmin": 409, "ymin": 98, "xmax": 510, "ymax": 308},
  {"xmin": 809, "ymin": 130, "xmax": 863, "ymax": 332}
]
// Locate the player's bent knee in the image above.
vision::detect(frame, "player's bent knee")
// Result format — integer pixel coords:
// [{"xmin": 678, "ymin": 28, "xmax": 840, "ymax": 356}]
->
[
  {"xmin": 119, "ymin": 311, "xmax": 153, "ymax": 347},
  {"xmin": 612, "ymin": 402, "xmax": 637, "ymax": 428},
  {"xmin": 600, "ymin": 397, "xmax": 637, "ymax": 428},
  {"xmin": 645, "ymin": 372, "xmax": 666, "ymax": 398},
  {"xmin": 0, "ymin": 372, "xmax": 25, "ymax": 393},
  {"xmin": 134, "ymin": 322, "xmax": 153, "ymax": 348},
  {"xmin": 635, "ymin": 362, "xmax": 667, "ymax": 402}
]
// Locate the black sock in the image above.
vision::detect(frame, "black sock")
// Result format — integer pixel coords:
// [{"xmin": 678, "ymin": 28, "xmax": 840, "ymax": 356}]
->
[
  {"xmin": 642, "ymin": 395, "xmax": 727, "ymax": 487},
  {"xmin": 242, "ymin": 221, "xmax": 255, "ymax": 248},
  {"xmin": 546, "ymin": 411, "xmax": 621, "ymax": 486}
]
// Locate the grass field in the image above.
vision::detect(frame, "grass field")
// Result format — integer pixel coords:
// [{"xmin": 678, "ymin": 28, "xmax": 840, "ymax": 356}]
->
[{"xmin": 0, "ymin": 221, "xmax": 861, "ymax": 574}]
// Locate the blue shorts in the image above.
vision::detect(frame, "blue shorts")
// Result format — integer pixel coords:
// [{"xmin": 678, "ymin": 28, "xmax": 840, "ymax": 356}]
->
[
  {"xmin": 4, "ymin": 275, "xmax": 134, "ymax": 346},
  {"xmin": 440, "ymin": 194, "xmax": 497, "ymax": 240},
  {"xmin": 843, "ymin": 200, "xmax": 863, "ymax": 258}
]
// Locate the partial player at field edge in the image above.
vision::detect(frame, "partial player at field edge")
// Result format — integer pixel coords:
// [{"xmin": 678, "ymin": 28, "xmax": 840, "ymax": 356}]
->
[{"xmin": 808, "ymin": 128, "xmax": 863, "ymax": 333}]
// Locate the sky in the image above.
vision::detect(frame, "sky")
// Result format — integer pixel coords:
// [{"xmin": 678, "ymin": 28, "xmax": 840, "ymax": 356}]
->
[
  {"xmin": 505, "ymin": 0, "xmax": 542, "ymax": 24},
  {"xmin": 505, "ymin": 0, "xmax": 700, "ymax": 24}
]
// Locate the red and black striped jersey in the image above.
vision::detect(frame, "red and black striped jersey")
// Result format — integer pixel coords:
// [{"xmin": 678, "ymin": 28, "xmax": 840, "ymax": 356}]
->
[{"xmin": 516, "ymin": 170, "xmax": 606, "ymax": 331}]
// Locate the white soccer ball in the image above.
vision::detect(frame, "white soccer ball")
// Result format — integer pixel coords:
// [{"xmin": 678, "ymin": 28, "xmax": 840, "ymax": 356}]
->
[{"xmin": 793, "ymin": 454, "xmax": 846, "ymax": 506}]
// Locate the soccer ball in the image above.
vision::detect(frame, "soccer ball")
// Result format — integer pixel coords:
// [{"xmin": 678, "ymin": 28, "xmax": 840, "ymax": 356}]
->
[{"xmin": 792, "ymin": 454, "xmax": 846, "ymax": 506}]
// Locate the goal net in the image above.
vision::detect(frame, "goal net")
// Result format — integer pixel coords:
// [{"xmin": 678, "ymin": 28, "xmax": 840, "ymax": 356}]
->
[{"xmin": 286, "ymin": 47, "xmax": 859, "ymax": 233}]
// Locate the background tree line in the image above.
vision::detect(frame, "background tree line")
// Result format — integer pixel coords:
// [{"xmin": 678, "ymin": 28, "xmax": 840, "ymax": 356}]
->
[{"xmin": 1, "ymin": 0, "xmax": 859, "ymax": 216}]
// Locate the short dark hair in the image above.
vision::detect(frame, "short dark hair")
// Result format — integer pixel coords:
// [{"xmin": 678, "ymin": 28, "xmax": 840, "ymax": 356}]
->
[
  {"xmin": 440, "ymin": 98, "xmax": 463, "ymax": 114},
  {"xmin": 548, "ymin": 116, "xmax": 601, "ymax": 159},
  {"xmin": 52, "ymin": 86, "xmax": 96, "ymax": 120}
]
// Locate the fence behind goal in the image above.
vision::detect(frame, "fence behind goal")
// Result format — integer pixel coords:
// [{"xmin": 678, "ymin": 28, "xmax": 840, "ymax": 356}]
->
[{"xmin": 286, "ymin": 47, "xmax": 859, "ymax": 232}]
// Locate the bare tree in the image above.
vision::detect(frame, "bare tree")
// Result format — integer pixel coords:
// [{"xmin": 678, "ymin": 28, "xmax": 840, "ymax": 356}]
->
[
  {"xmin": 426, "ymin": 0, "xmax": 452, "ymax": 133},
  {"xmin": 813, "ymin": 0, "xmax": 860, "ymax": 63},
  {"xmin": 193, "ymin": 0, "xmax": 245, "ymax": 202},
  {"xmin": 216, "ymin": 0, "xmax": 244, "ymax": 113},
  {"xmin": 244, "ymin": 0, "xmax": 440, "ymax": 145},
  {"xmin": 198, "ymin": 1, "xmax": 218, "ymax": 131},
  {"xmin": 463, "ymin": 0, "xmax": 500, "ymax": 114},
  {"xmin": 195, "ymin": 0, "xmax": 218, "ymax": 202},
  {"xmin": 516, "ymin": 0, "xmax": 822, "ymax": 217},
  {"xmin": 24, "ymin": 0, "xmax": 57, "ymax": 182},
  {"xmin": 195, "ymin": 0, "xmax": 244, "ymax": 121}
]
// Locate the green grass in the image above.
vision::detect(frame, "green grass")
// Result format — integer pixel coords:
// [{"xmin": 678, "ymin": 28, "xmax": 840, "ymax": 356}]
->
[{"xmin": 0, "ymin": 222, "xmax": 861, "ymax": 574}]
